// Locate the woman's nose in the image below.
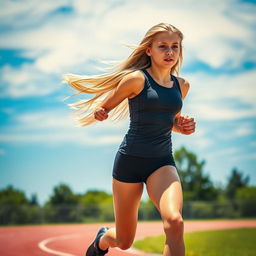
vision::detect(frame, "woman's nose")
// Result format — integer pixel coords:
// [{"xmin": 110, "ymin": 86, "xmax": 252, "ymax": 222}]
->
[{"xmin": 166, "ymin": 47, "xmax": 174, "ymax": 54}]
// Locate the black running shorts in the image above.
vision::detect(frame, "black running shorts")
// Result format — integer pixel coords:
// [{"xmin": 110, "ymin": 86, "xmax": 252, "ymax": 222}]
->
[{"xmin": 112, "ymin": 151, "xmax": 177, "ymax": 184}]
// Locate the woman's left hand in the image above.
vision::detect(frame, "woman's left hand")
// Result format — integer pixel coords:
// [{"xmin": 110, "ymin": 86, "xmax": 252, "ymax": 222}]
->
[{"xmin": 175, "ymin": 114, "xmax": 196, "ymax": 135}]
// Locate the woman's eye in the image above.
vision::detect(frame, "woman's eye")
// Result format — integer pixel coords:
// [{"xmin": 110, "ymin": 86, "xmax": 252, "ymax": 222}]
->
[{"xmin": 159, "ymin": 45, "xmax": 178, "ymax": 49}]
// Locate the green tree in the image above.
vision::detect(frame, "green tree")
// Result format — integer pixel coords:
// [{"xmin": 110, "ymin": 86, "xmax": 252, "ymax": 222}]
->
[
  {"xmin": 79, "ymin": 190, "xmax": 113, "ymax": 221},
  {"xmin": 235, "ymin": 186, "xmax": 256, "ymax": 217},
  {"xmin": 29, "ymin": 193, "xmax": 39, "ymax": 206},
  {"xmin": 174, "ymin": 146, "xmax": 218, "ymax": 201},
  {"xmin": 48, "ymin": 183, "xmax": 78, "ymax": 205},
  {"xmin": 226, "ymin": 168, "xmax": 250, "ymax": 199},
  {"xmin": 0, "ymin": 185, "xmax": 29, "ymax": 224},
  {"xmin": 44, "ymin": 183, "xmax": 79, "ymax": 222}
]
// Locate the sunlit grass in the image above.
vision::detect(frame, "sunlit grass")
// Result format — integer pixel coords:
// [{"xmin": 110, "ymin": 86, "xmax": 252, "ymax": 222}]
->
[{"xmin": 133, "ymin": 228, "xmax": 256, "ymax": 256}]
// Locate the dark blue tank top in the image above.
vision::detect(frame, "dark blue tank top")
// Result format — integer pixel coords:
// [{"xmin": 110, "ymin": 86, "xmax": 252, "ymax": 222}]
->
[{"xmin": 118, "ymin": 69, "xmax": 183, "ymax": 157}]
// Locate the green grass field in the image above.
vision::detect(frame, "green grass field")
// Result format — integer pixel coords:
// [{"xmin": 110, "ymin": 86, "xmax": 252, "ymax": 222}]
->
[{"xmin": 133, "ymin": 228, "xmax": 256, "ymax": 256}]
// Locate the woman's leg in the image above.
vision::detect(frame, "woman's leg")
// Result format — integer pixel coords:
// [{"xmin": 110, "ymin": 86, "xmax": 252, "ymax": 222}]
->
[
  {"xmin": 146, "ymin": 165, "xmax": 184, "ymax": 256},
  {"xmin": 99, "ymin": 178, "xmax": 144, "ymax": 250}
]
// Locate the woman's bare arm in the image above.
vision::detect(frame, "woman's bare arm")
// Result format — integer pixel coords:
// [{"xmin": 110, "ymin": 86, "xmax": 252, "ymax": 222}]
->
[
  {"xmin": 94, "ymin": 71, "xmax": 145, "ymax": 121},
  {"xmin": 172, "ymin": 78, "xmax": 190, "ymax": 132}
]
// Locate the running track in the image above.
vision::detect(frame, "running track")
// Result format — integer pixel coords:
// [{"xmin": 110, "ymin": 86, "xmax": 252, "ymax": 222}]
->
[{"xmin": 1, "ymin": 220, "xmax": 256, "ymax": 256}]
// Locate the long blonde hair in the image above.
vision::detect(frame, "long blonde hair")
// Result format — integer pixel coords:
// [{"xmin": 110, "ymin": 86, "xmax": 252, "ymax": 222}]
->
[{"xmin": 62, "ymin": 23, "xmax": 184, "ymax": 126}]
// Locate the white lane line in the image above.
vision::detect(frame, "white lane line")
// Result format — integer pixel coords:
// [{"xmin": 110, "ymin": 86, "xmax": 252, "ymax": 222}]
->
[
  {"xmin": 38, "ymin": 234, "xmax": 81, "ymax": 256},
  {"xmin": 39, "ymin": 233, "xmax": 161, "ymax": 256}
]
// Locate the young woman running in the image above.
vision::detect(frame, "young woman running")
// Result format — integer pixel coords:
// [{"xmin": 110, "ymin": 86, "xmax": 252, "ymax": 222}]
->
[{"xmin": 63, "ymin": 23, "xmax": 196, "ymax": 256}]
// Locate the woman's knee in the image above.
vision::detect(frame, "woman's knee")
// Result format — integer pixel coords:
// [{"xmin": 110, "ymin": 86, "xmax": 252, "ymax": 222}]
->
[{"xmin": 162, "ymin": 212, "xmax": 184, "ymax": 235}]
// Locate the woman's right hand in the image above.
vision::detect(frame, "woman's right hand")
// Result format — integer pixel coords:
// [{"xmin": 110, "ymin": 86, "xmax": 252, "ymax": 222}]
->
[{"xmin": 94, "ymin": 107, "xmax": 109, "ymax": 121}]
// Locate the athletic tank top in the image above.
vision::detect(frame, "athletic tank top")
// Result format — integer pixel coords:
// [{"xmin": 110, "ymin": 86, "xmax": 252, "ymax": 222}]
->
[{"xmin": 118, "ymin": 69, "xmax": 183, "ymax": 157}]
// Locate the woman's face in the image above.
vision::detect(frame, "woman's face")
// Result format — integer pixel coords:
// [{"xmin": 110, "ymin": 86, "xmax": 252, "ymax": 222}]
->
[{"xmin": 146, "ymin": 31, "xmax": 181, "ymax": 69}]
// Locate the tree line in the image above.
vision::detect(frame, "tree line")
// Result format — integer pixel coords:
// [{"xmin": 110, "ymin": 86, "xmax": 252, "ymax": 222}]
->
[{"xmin": 1, "ymin": 146, "xmax": 255, "ymax": 225}]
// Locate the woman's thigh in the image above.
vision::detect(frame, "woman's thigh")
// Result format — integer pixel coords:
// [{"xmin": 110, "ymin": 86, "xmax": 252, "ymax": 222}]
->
[
  {"xmin": 112, "ymin": 178, "xmax": 144, "ymax": 245},
  {"xmin": 145, "ymin": 165, "xmax": 183, "ymax": 217}
]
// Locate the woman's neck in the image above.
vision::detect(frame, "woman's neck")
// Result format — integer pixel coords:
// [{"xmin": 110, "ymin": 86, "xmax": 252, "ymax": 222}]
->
[{"xmin": 146, "ymin": 66, "xmax": 172, "ymax": 86}]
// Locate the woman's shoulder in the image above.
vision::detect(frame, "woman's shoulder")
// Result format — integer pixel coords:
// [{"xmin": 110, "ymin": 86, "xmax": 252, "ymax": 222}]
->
[
  {"xmin": 121, "ymin": 70, "xmax": 145, "ymax": 89},
  {"xmin": 119, "ymin": 70, "xmax": 146, "ymax": 99},
  {"xmin": 122, "ymin": 70, "xmax": 145, "ymax": 84},
  {"xmin": 175, "ymin": 76, "xmax": 190, "ymax": 99}
]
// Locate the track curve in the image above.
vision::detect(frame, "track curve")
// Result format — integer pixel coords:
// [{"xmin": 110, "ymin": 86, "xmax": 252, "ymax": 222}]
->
[{"xmin": 0, "ymin": 220, "xmax": 255, "ymax": 256}]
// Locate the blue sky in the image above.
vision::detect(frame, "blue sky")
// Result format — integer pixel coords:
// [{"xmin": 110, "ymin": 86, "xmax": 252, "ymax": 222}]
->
[{"xmin": 0, "ymin": 0, "xmax": 255, "ymax": 205}]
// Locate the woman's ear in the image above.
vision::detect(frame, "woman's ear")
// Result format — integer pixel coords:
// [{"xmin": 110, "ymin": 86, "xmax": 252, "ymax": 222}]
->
[{"xmin": 145, "ymin": 47, "xmax": 151, "ymax": 56}]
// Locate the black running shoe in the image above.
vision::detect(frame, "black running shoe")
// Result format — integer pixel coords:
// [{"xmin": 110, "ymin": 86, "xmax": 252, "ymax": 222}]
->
[{"xmin": 86, "ymin": 227, "xmax": 110, "ymax": 256}]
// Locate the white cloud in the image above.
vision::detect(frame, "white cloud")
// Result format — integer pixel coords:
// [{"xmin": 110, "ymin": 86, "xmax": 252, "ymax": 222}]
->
[
  {"xmin": 0, "ymin": 64, "xmax": 59, "ymax": 98},
  {"xmin": 173, "ymin": 126, "xmax": 213, "ymax": 150},
  {"xmin": 184, "ymin": 70, "xmax": 256, "ymax": 121},
  {"xmin": 0, "ymin": 109, "xmax": 128, "ymax": 146},
  {"xmin": 0, "ymin": 0, "xmax": 255, "ymax": 144},
  {"xmin": 0, "ymin": 0, "xmax": 255, "ymax": 76},
  {"xmin": 0, "ymin": 0, "xmax": 71, "ymax": 28},
  {"xmin": 234, "ymin": 126, "xmax": 255, "ymax": 137},
  {"xmin": 209, "ymin": 147, "xmax": 239, "ymax": 157},
  {"xmin": 189, "ymin": 104, "xmax": 255, "ymax": 121},
  {"xmin": 214, "ymin": 121, "xmax": 256, "ymax": 141},
  {"xmin": 191, "ymin": 136, "xmax": 214, "ymax": 150},
  {"xmin": 0, "ymin": 132, "xmax": 123, "ymax": 146},
  {"xmin": 14, "ymin": 109, "xmax": 128, "ymax": 130}
]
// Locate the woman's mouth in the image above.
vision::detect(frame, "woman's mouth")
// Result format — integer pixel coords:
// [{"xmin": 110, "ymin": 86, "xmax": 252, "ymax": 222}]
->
[{"xmin": 164, "ymin": 58, "xmax": 174, "ymax": 62}]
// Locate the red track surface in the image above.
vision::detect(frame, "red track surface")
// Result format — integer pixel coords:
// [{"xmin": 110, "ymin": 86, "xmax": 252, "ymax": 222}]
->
[{"xmin": 1, "ymin": 220, "xmax": 256, "ymax": 256}]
